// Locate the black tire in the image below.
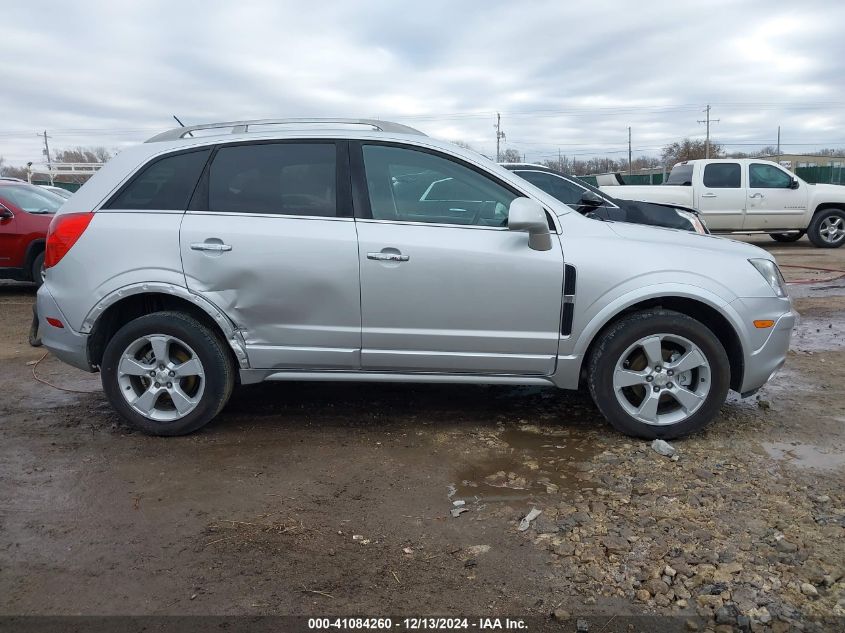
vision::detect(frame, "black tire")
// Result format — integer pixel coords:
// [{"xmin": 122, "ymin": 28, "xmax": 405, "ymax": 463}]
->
[
  {"xmin": 807, "ymin": 208, "xmax": 845, "ymax": 248},
  {"xmin": 769, "ymin": 232, "xmax": 803, "ymax": 243},
  {"xmin": 101, "ymin": 311, "xmax": 235, "ymax": 436},
  {"xmin": 30, "ymin": 251, "xmax": 45, "ymax": 287},
  {"xmin": 587, "ymin": 309, "xmax": 731, "ymax": 440}
]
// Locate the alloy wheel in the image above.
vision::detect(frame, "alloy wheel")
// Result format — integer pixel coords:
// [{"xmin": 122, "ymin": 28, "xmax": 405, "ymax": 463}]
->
[
  {"xmin": 819, "ymin": 215, "xmax": 845, "ymax": 244},
  {"xmin": 612, "ymin": 333, "xmax": 711, "ymax": 426},
  {"xmin": 117, "ymin": 334, "xmax": 205, "ymax": 422}
]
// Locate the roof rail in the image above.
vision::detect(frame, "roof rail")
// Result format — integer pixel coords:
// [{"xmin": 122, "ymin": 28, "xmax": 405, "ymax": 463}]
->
[{"xmin": 145, "ymin": 118, "xmax": 426, "ymax": 142}]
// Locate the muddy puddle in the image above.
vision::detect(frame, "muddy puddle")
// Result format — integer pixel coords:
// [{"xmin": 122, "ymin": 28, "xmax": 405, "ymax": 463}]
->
[
  {"xmin": 791, "ymin": 314, "xmax": 845, "ymax": 352},
  {"xmin": 451, "ymin": 426, "xmax": 600, "ymax": 502},
  {"xmin": 763, "ymin": 441, "xmax": 845, "ymax": 470}
]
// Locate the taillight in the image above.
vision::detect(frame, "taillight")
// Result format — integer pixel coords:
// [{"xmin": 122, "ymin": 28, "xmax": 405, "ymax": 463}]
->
[{"xmin": 45, "ymin": 212, "xmax": 94, "ymax": 269}]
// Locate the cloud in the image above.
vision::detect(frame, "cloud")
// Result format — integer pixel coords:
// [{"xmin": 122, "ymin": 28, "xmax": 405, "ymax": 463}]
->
[{"xmin": 1, "ymin": 0, "xmax": 844, "ymax": 165}]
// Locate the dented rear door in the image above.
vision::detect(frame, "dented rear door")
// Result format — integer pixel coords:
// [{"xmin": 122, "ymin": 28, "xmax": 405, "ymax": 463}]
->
[{"xmin": 180, "ymin": 140, "xmax": 361, "ymax": 370}]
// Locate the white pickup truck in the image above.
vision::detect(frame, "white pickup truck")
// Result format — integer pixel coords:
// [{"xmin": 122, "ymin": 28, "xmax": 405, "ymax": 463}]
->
[{"xmin": 599, "ymin": 158, "xmax": 845, "ymax": 248}]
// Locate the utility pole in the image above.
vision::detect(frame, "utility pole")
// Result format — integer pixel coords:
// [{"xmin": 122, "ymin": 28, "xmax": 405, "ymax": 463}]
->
[
  {"xmin": 628, "ymin": 126, "xmax": 632, "ymax": 176},
  {"xmin": 41, "ymin": 130, "xmax": 54, "ymax": 185},
  {"xmin": 495, "ymin": 112, "xmax": 506, "ymax": 162},
  {"xmin": 697, "ymin": 105, "xmax": 719, "ymax": 159},
  {"xmin": 776, "ymin": 126, "xmax": 781, "ymax": 162}
]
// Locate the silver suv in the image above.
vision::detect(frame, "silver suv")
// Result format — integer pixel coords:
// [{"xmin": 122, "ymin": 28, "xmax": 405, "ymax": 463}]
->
[{"xmin": 37, "ymin": 118, "xmax": 796, "ymax": 439}]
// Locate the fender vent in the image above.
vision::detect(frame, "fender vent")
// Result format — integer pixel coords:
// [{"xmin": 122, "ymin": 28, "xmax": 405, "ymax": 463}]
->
[{"xmin": 561, "ymin": 264, "xmax": 577, "ymax": 336}]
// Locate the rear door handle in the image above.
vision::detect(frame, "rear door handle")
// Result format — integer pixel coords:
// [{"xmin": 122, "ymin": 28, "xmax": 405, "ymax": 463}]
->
[
  {"xmin": 190, "ymin": 242, "xmax": 232, "ymax": 252},
  {"xmin": 367, "ymin": 252, "xmax": 409, "ymax": 262},
  {"xmin": 701, "ymin": 193, "xmax": 717, "ymax": 198}
]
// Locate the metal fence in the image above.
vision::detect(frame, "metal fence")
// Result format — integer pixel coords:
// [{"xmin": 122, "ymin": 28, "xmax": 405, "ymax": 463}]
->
[
  {"xmin": 795, "ymin": 165, "xmax": 845, "ymax": 185},
  {"xmin": 30, "ymin": 180, "xmax": 81, "ymax": 192},
  {"xmin": 580, "ymin": 172, "xmax": 665, "ymax": 187}
]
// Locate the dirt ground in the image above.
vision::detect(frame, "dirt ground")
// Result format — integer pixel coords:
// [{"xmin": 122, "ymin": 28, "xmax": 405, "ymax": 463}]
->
[{"xmin": 1, "ymin": 236, "xmax": 844, "ymax": 632}]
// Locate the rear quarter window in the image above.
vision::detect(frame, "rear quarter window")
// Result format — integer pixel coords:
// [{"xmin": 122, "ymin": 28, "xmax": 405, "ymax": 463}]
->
[{"xmin": 105, "ymin": 149, "xmax": 210, "ymax": 210}]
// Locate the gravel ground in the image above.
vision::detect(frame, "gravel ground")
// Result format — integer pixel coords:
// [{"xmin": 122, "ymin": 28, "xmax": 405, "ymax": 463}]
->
[{"xmin": 0, "ymin": 236, "xmax": 843, "ymax": 632}]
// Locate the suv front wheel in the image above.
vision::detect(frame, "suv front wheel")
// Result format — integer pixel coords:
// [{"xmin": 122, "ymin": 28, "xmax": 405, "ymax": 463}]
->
[
  {"xmin": 101, "ymin": 311, "xmax": 235, "ymax": 436},
  {"xmin": 588, "ymin": 309, "xmax": 731, "ymax": 439}
]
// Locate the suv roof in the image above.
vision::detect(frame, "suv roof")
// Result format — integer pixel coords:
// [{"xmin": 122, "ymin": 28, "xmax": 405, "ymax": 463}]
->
[{"xmin": 146, "ymin": 118, "xmax": 426, "ymax": 143}]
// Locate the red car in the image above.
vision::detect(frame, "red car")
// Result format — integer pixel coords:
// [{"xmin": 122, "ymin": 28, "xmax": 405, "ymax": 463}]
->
[{"xmin": 0, "ymin": 180, "xmax": 66, "ymax": 286}]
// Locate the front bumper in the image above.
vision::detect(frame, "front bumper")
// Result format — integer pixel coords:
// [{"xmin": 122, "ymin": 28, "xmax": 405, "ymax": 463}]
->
[
  {"xmin": 738, "ymin": 305, "xmax": 797, "ymax": 395},
  {"xmin": 36, "ymin": 285, "xmax": 93, "ymax": 372}
]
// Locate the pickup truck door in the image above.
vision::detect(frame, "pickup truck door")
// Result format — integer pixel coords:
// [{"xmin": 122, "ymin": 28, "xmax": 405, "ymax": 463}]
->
[
  {"xmin": 743, "ymin": 162, "xmax": 809, "ymax": 230},
  {"xmin": 694, "ymin": 162, "xmax": 746, "ymax": 231}
]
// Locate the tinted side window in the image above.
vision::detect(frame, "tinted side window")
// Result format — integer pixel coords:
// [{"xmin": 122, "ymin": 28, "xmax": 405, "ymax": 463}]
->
[
  {"xmin": 362, "ymin": 145, "xmax": 516, "ymax": 226},
  {"xmin": 703, "ymin": 163, "xmax": 741, "ymax": 188},
  {"xmin": 749, "ymin": 163, "xmax": 792, "ymax": 189},
  {"xmin": 208, "ymin": 143, "xmax": 336, "ymax": 217},
  {"xmin": 515, "ymin": 171, "xmax": 587, "ymax": 206},
  {"xmin": 107, "ymin": 149, "xmax": 210, "ymax": 210}
]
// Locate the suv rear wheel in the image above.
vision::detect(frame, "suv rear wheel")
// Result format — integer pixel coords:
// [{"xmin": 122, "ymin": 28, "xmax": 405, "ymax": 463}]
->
[
  {"xmin": 101, "ymin": 311, "xmax": 235, "ymax": 436},
  {"xmin": 588, "ymin": 309, "xmax": 731, "ymax": 439}
]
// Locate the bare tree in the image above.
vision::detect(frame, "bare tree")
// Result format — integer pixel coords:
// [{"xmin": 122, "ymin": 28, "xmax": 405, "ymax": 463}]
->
[
  {"xmin": 0, "ymin": 157, "xmax": 28, "ymax": 180},
  {"xmin": 499, "ymin": 148, "xmax": 522, "ymax": 163},
  {"xmin": 53, "ymin": 146, "xmax": 113, "ymax": 164},
  {"xmin": 661, "ymin": 139, "xmax": 723, "ymax": 165}
]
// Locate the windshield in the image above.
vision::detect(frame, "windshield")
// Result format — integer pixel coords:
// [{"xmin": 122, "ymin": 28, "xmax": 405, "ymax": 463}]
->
[
  {"xmin": 0, "ymin": 185, "xmax": 64, "ymax": 213},
  {"xmin": 665, "ymin": 163, "xmax": 694, "ymax": 186}
]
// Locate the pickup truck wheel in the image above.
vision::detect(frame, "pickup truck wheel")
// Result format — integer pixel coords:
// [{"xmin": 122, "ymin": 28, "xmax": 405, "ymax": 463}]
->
[
  {"xmin": 30, "ymin": 251, "xmax": 45, "ymax": 287},
  {"xmin": 770, "ymin": 232, "xmax": 804, "ymax": 243},
  {"xmin": 587, "ymin": 309, "xmax": 730, "ymax": 440},
  {"xmin": 807, "ymin": 208, "xmax": 845, "ymax": 248},
  {"xmin": 101, "ymin": 311, "xmax": 235, "ymax": 436}
]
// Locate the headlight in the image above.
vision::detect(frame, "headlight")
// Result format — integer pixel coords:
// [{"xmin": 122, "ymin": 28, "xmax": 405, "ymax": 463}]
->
[
  {"xmin": 675, "ymin": 209, "xmax": 709, "ymax": 234},
  {"xmin": 749, "ymin": 258, "xmax": 788, "ymax": 298}
]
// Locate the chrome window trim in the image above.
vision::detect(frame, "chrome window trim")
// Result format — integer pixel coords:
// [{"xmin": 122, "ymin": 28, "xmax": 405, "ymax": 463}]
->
[
  {"xmin": 354, "ymin": 217, "xmax": 560, "ymax": 234},
  {"xmin": 183, "ymin": 211, "xmax": 355, "ymax": 222}
]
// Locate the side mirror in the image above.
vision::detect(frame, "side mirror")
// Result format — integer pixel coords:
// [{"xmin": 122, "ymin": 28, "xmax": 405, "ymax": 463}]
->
[
  {"xmin": 0, "ymin": 204, "xmax": 12, "ymax": 219},
  {"xmin": 508, "ymin": 197, "xmax": 552, "ymax": 251},
  {"xmin": 578, "ymin": 191, "xmax": 604, "ymax": 207},
  {"xmin": 790, "ymin": 177, "xmax": 800, "ymax": 189}
]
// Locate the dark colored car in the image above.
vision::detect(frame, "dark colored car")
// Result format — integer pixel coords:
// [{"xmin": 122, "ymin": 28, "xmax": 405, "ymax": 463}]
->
[
  {"xmin": 0, "ymin": 182, "xmax": 65, "ymax": 286},
  {"xmin": 502, "ymin": 163, "xmax": 708, "ymax": 234}
]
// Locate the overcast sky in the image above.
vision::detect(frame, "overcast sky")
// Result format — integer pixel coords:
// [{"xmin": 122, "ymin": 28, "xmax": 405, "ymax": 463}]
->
[{"xmin": 2, "ymin": 0, "xmax": 845, "ymax": 165}]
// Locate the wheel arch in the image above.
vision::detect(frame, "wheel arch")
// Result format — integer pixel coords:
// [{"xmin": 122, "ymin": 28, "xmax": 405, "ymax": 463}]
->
[
  {"xmin": 83, "ymin": 284, "xmax": 249, "ymax": 371},
  {"xmin": 578, "ymin": 295, "xmax": 745, "ymax": 392},
  {"xmin": 23, "ymin": 239, "xmax": 45, "ymax": 278},
  {"xmin": 812, "ymin": 202, "xmax": 845, "ymax": 217}
]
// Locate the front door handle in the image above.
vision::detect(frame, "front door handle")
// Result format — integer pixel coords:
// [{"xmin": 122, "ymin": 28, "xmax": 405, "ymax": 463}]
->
[
  {"xmin": 191, "ymin": 242, "xmax": 232, "ymax": 252},
  {"xmin": 367, "ymin": 252, "xmax": 409, "ymax": 262},
  {"xmin": 749, "ymin": 192, "xmax": 764, "ymax": 199},
  {"xmin": 701, "ymin": 193, "xmax": 717, "ymax": 198}
]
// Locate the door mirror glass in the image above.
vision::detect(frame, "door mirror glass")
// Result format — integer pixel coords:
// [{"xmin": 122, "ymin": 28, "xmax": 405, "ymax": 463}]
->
[
  {"xmin": 508, "ymin": 198, "xmax": 552, "ymax": 251},
  {"xmin": 791, "ymin": 177, "xmax": 800, "ymax": 190},
  {"xmin": 578, "ymin": 191, "xmax": 605, "ymax": 207},
  {"xmin": 0, "ymin": 204, "xmax": 12, "ymax": 219}
]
